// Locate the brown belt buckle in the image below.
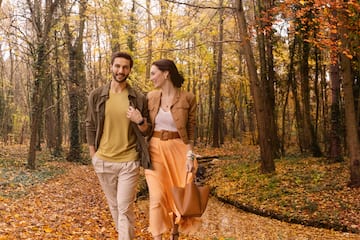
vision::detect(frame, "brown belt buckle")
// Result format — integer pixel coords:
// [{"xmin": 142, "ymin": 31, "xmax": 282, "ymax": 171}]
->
[{"xmin": 160, "ymin": 130, "xmax": 169, "ymax": 141}]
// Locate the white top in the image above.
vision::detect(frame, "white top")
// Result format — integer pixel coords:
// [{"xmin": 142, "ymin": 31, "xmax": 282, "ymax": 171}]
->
[{"xmin": 154, "ymin": 108, "xmax": 178, "ymax": 131}]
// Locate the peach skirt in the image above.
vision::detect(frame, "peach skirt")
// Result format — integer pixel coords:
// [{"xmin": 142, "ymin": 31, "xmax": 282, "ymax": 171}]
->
[{"xmin": 144, "ymin": 137, "xmax": 200, "ymax": 236}]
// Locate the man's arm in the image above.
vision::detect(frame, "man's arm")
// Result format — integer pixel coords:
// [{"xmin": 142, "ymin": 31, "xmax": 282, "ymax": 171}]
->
[{"xmin": 85, "ymin": 91, "xmax": 97, "ymax": 157}]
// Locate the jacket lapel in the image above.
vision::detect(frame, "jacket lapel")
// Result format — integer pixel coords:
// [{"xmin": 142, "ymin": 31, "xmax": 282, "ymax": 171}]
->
[
  {"xmin": 171, "ymin": 89, "xmax": 181, "ymax": 107},
  {"xmin": 151, "ymin": 91, "xmax": 161, "ymax": 124}
]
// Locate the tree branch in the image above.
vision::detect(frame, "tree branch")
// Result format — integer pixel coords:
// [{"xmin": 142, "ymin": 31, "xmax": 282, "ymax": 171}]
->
[{"xmin": 164, "ymin": 0, "xmax": 234, "ymax": 10}]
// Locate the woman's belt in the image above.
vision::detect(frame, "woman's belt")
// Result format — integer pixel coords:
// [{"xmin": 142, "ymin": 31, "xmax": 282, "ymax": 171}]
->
[{"xmin": 153, "ymin": 130, "xmax": 180, "ymax": 141}]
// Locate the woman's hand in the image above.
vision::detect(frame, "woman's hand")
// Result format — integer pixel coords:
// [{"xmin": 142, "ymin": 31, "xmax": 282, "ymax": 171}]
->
[
  {"xmin": 186, "ymin": 159, "xmax": 194, "ymax": 172},
  {"xmin": 127, "ymin": 106, "xmax": 144, "ymax": 125},
  {"xmin": 186, "ymin": 150, "xmax": 195, "ymax": 172}
]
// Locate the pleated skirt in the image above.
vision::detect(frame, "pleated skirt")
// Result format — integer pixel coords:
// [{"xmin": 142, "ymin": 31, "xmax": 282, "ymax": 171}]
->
[{"xmin": 144, "ymin": 137, "xmax": 200, "ymax": 236}]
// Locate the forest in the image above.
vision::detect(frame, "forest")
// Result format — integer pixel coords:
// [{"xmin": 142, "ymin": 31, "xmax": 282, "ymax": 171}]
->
[
  {"xmin": 0, "ymin": 0, "xmax": 360, "ymax": 238},
  {"xmin": 0, "ymin": 1, "xmax": 359, "ymax": 182}
]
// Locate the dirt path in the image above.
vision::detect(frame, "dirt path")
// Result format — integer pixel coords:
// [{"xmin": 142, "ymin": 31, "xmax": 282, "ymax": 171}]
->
[{"xmin": 1, "ymin": 163, "xmax": 359, "ymax": 240}]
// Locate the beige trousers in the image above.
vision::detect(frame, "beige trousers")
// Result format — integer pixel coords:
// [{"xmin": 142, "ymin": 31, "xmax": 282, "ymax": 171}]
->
[{"xmin": 92, "ymin": 155, "xmax": 140, "ymax": 240}]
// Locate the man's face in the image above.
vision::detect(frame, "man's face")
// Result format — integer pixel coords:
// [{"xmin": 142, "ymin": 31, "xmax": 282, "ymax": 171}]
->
[{"xmin": 111, "ymin": 57, "xmax": 132, "ymax": 83}]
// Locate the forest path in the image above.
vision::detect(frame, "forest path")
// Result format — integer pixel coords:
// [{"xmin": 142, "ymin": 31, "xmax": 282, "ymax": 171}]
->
[{"xmin": 1, "ymin": 162, "xmax": 359, "ymax": 240}]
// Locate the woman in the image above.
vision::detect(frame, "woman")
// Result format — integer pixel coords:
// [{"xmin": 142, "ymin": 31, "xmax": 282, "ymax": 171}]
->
[{"xmin": 145, "ymin": 59, "xmax": 199, "ymax": 240}]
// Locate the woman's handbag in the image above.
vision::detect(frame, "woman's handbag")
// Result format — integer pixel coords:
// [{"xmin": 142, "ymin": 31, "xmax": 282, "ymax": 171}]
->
[{"xmin": 171, "ymin": 172, "xmax": 210, "ymax": 217}]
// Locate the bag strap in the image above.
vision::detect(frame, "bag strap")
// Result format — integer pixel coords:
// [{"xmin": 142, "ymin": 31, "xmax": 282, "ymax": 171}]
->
[{"xmin": 184, "ymin": 171, "xmax": 195, "ymax": 187}]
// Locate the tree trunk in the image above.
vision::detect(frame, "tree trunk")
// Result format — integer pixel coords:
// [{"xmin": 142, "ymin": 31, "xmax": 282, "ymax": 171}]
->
[
  {"xmin": 25, "ymin": 0, "xmax": 60, "ymax": 169},
  {"xmin": 295, "ymin": 3, "xmax": 322, "ymax": 157},
  {"xmin": 314, "ymin": 46, "xmax": 320, "ymax": 146},
  {"xmin": 45, "ymin": 75, "xmax": 56, "ymax": 150},
  {"xmin": 127, "ymin": 0, "xmax": 136, "ymax": 52},
  {"xmin": 329, "ymin": 55, "xmax": 343, "ymax": 162},
  {"xmin": 265, "ymin": 21, "xmax": 279, "ymax": 158},
  {"xmin": 300, "ymin": 38, "xmax": 322, "ymax": 157},
  {"xmin": 207, "ymin": 39, "xmax": 216, "ymax": 145},
  {"xmin": 0, "ymin": 44, "xmax": 13, "ymax": 144},
  {"xmin": 28, "ymin": 44, "xmax": 46, "ymax": 169},
  {"xmin": 289, "ymin": 38, "xmax": 305, "ymax": 152},
  {"xmin": 198, "ymin": 91, "xmax": 205, "ymax": 142},
  {"xmin": 282, "ymin": 32, "xmax": 298, "ymax": 155},
  {"xmin": 62, "ymin": 0, "xmax": 87, "ymax": 162},
  {"xmin": 54, "ymin": 65, "xmax": 63, "ymax": 157},
  {"xmin": 256, "ymin": 0, "xmax": 279, "ymax": 159},
  {"xmin": 145, "ymin": 0, "xmax": 152, "ymax": 81},
  {"xmin": 340, "ymin": 40, "xmax": 360, "ymax": 188},
  {"xmin": 320, "ymin": 63, "xmax": 329, "ymax": 153},
  {"xmin": 280, "ymin": 83, "xmax": 290, "ymax": 156},
  {"xmin": 67, "ymin": 75, "xmax": 81, "ymax": 161},
  {"xmin": 328, "ymin": 7, "xmax": 343, "ymax": 162},
  {"xmin": 109, "ymin": 0, "xmax": 122, "ymax": 53},
  {"xmin": 234, "ymin": 0, "xmax": 275, "ymax": 173},
  {"xmin": 212, "ymin": 0, "xmax": 224, "ymax": 148},
  {"xmin": 247, "ymin": 98, "xmax": 256, "ymax": 145},
  {"xmin": 53, "ymin": 36, "xmax": 63, "ymax": 157}
]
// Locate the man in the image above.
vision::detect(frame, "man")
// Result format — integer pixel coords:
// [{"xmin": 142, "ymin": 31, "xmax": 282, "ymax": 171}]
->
[{"xmin": 86, "ymin": 51, "xmax": 151, "ymax": 240}]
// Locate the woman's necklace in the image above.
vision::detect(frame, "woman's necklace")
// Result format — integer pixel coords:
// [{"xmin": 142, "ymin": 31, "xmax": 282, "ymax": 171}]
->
[{"xmin": 161, "ymin": 95, "xmax": 173, "ymax": 110}]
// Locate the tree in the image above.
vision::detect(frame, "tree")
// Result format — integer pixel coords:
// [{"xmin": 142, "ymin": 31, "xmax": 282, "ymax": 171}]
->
[
  {"xmin": 341, "ymin": 54, "xmax": 360, "ymax": 187},
  {"xmin": 52, "ymin": 31, "xmax": 63, "ymax": 157},
  {"xmin": 127, "ymin": 0, "xmax": 136, "ymax": 52},
  {"xmin": 328, "ymin": 3, "xmax": 343, "ymax": 163},
  {"xmin": 212, "ymin": 0, "xmax": 224, "ymax": 148},
  {"xmin": 108, "ymin": 0, "xmax": 123, "ymax": 53},
  {"xmin": 0, "ymin": 38, "xmax": 14, "ymax": 144},
  {"xmin": 26, "ymin": 0, "xmax": 60, "ymax": 169},
  {"xmin": 298, "ymin": 2, "xmax": 322, "ymax": 157},
  {"xmin": 339, "ymin": 1, "xmax": 360, "ymax": 187},
  {"xmin": 234, "ymin": 0, "xmax": 275, "ymax": 173},
  {"xmin": 255, "ymin": 0, "xmax": 279, "ymax": 159},
  {"xmin": 145, "ymin": 0, "xmax": 153, "ymax": 81},
  {"xmin": 61, "ymin": 0, "xmax": 87, "ymax": 162}
]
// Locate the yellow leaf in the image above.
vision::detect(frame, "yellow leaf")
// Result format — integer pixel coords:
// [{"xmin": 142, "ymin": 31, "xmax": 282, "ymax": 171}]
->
[{"xmin": 44, "ymin": 226, "xmax": 53, "ymax": 233}]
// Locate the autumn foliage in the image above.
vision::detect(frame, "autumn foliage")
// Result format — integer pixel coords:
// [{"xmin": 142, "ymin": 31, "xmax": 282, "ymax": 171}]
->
[{"xmin": 1, "ymin": 144, "xmax": 360, "ymax": 239}]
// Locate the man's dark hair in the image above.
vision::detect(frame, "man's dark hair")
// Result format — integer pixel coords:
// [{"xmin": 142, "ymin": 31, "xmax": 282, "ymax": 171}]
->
[{"xmin": 111, "ymin": 52, "xmax": 134, "ymax": 68}]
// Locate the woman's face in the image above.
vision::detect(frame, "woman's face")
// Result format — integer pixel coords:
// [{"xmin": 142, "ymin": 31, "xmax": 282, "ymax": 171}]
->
[{"xmin": 150, "ymin": 65, "xmax": 168, "ymax": 88}]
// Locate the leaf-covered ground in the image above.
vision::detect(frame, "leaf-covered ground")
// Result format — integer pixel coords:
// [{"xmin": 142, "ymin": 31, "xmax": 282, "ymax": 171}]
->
[
  {"xmin": 1, "ymin": 144, "xmax": 360, "ymax": 239},
  {"xmin": 195, "ymin": 142, "xmax": 360, "ymax": 235}
]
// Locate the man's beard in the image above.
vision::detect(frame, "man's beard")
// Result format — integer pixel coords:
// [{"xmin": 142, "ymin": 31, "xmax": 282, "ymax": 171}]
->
[{"xmin": 113, "ymin": 72, "xmax": 129, "ymax": 83}]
